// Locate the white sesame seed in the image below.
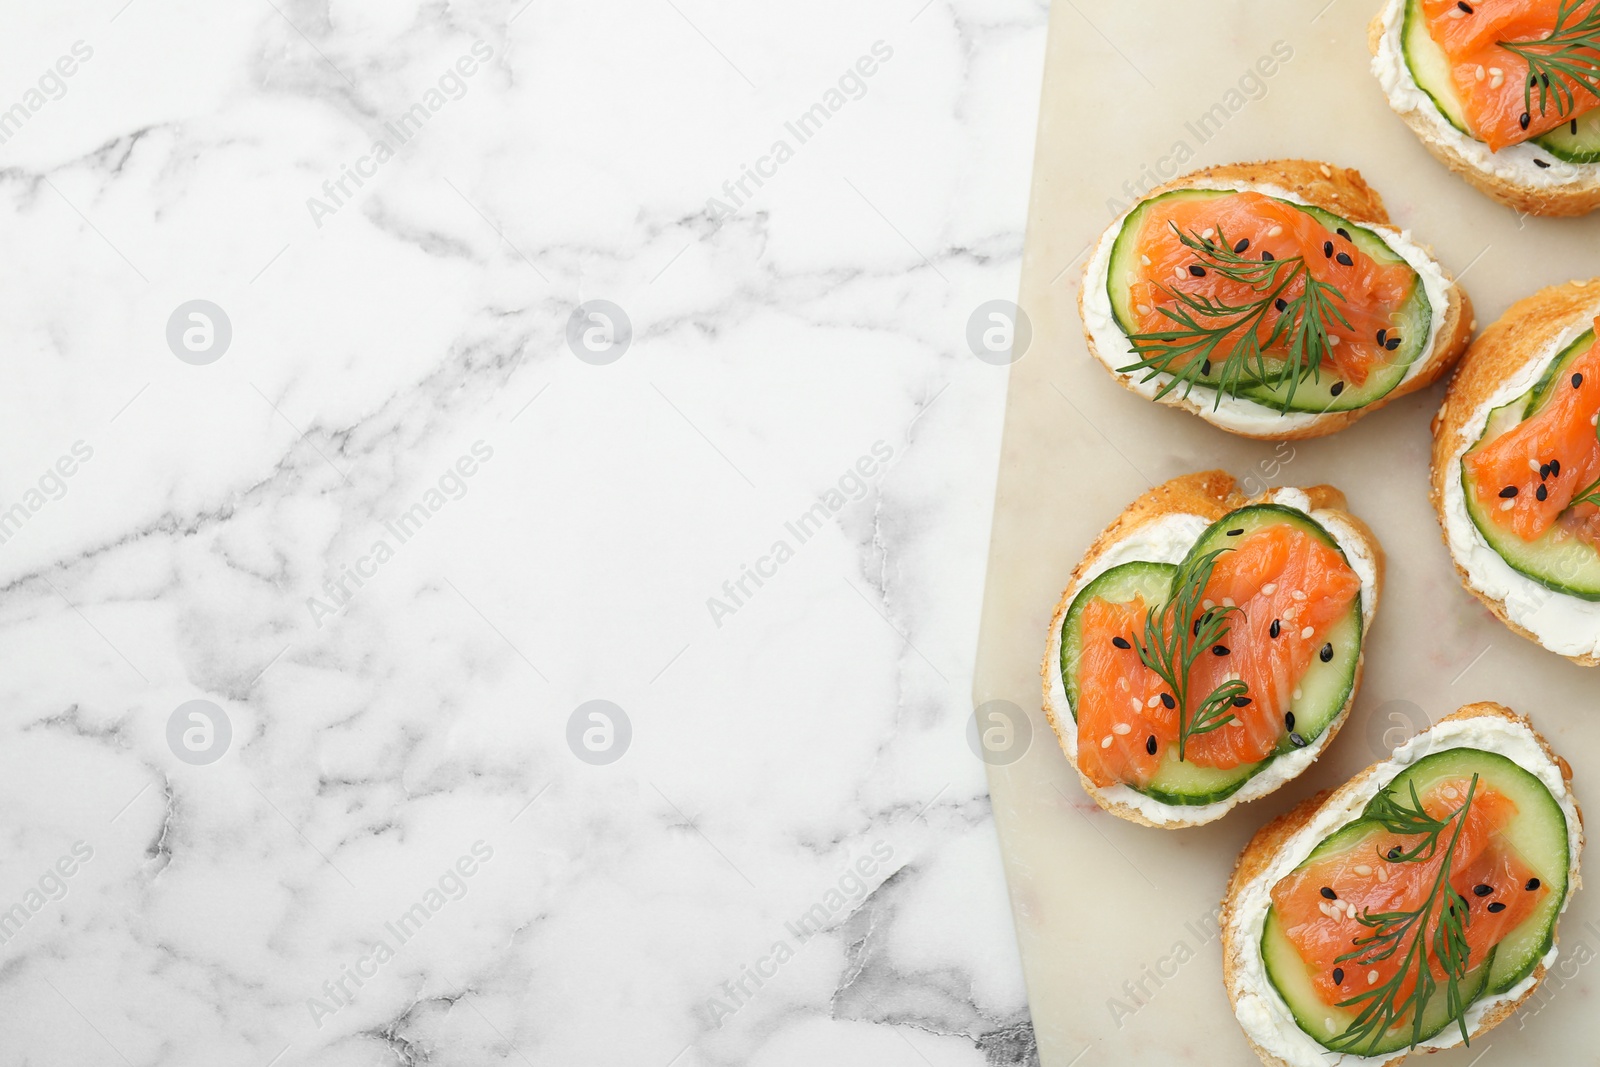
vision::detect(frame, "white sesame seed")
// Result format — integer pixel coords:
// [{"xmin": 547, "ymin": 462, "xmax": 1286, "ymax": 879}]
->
[
  {"xmin": 1475, "ymin": 64, "xmax": 1485, "ymax": 81},
  {"xmin": 1118, "ymin": 677, "xmax": 1129, "ymax": 691},
  {"xmin": 1353, "ymin": 864, "xmax": 1372, "ymax": 876},
  {"xmin": 1137, "ymin": 304, "xmax": 1152, "ymax": 314},
  {"xmin": 1292, "ymin": 589, "xmax": 1307, "ymax": 601},
  {"xmin": 1113, "ymin": 723, "xmax": 1131, "ymax": 735},
  {"xmin": 1320, "ymin": 164, "xmax": 1332, "ymax": 177},
  {"xmin": 1318, "ymin": 901, "xmax": 1332, "ymax": 918},
  {"xmin": 1261, "ymin": 582, "xmax": 1277, "ymax": 594},
  {"xmin": 1222, "ymin": 597, "xmax": 1235, "ymax": 607},
  {"xmin": 1500, "ymin": 499, "xmax": 1516, "ymax": 511},
  {"xmin": 1301, "ymin": 626, "xmax": 1315, "ymax": 639},
  {"xmin": 1202, "ymin": 228, "xmax": 1215, "ymax": 238},
  {"xmin": 1293, "ymin": 688, "xmax": 1303, "ymax": 701},
  {"xmin": 1443, "ymin": 786, "xmax": 1458, "ymax": 799},
  {"xmin": 1591, "ymin": 413, "xmax": 1597, "ymax": 426},
  {"xmin": 1530, "ymin": 458, "xmax": 1542, "ymax": 472},
  {"xmin": 1147, "ymin": 695, "xmax": 1161, "ymax": 708},
  {"xmin": 1328, "ymin": 335, "xmax": 1340, "ymax": 346},
  {"xmin": 1130, "ymin": 697, "xmax": 1142, "ymax": 711},
  {"xmin": 1140, "ymin": 254, "xmax": 1151, "ymax": 265},
  {"xmin": 1377, "ymin": 866, "xmax": 1388, "ymax": 883},
  {"xmin": 1101, "ymin": 735, "xmax": 1113, "ymax": 748},
  {"xmin": 1268, "ymin": 225, "xmax": 1283, "ymax": 237},
  {"xmin": 1203, "ymin": 599, "xmax": 1215, "ymax": 609},
  {"xmin": 1367, "ymin": 969, "xmax": 1379, "ymax": 985}
]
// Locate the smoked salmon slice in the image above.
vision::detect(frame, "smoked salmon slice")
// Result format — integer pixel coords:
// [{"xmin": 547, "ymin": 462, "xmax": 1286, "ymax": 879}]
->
[
  {"xmin": 1128, "ymin": 192, "xmax": 1418, "ymax": 388},
  {"xmin": 1074, "ymin": 523, "xmax": 1361, "ymax": 788},
  {"xmin": 1420, "ymin": 0, "xmax": 1600, "ymax": 150},
  {"xmin": 1271, "ymin": 780, "xmax": 1544, "ymax": 1010},
  {"xmin": 1465, "ymin": 322, "xmax": 1600, "ymax": 542}
]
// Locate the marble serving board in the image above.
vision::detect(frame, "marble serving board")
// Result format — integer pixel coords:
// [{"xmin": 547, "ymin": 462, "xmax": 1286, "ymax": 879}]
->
[{"xmin": 973, "ymin": 3, "xmax": 1600, "ymax": 1065}]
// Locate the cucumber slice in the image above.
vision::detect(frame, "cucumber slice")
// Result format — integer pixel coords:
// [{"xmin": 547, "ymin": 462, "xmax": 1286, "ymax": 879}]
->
[
  {"xmin": 1059, "ymin": 507, "xmax": 1364, "ymax": 806},
  {"xmin": 1401, "ymin": 0, "xmax": 1471, "ymax": 137},
  {"xmin": 1534, "ymin": 110, "xmax": 1600, "ymax": 165},
  {"xmin": 1262, "ymin": 746, "xmax": 1572, "ymax": 1052},
  {"xmin": 1460, "ymin": 329, "xmax": 1600, "ymax": 600},
  {"xmin": 1105, "ymin": 188, "xmax": 1431, "ymax": 414},
  {"xmin": 1379, "ymin": 748, "xmax": 1570, "ymax": 995},
  {"xmin": 1262, "ymin": 909, "xmax": 1492, "ymax": 1055}
]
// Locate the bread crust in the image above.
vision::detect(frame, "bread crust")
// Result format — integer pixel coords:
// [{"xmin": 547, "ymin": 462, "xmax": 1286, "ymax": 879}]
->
[
  {"xmin": 1041, "ymin": 470, "xmax": 1386, "ymax": 829},
  {"xmin": 1080, "ymin": 160, "xmax": 1474, "ymax": 440},
  {"xmin": 1221, "ymin": 702, "xmax": 1585, "ymax": 1067},
  {"xmin": 1367, "ymin": 10, "xmax": 1600, "ymax": 218},
  {"xmin": 1429, "ymin": 280, "xmax": 1600, "ymax": 666}
]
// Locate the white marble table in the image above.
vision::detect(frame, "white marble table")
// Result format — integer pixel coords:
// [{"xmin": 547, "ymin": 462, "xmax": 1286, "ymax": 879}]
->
[{"xmin": 0, "ymin": 3, "xmax": 1047, "ymax": 1064}]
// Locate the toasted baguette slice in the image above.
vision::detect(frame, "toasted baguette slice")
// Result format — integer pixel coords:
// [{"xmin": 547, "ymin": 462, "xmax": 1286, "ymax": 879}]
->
[
  {"xmin": 1081, "ymin": 160, "xmax": 1473, "ymax": 440},
  {"xmin": 1222, "ymin": 702, "xmax": 1584, "ymax": 1067},
  {"xmin": 1431, "ymin": 279, "xmax": 1600, "ymax": 665},
  {"xmin": 1369, "ymin": 2, "xmax": 1600, "ymax": 218},
  {"xmin": 1041, "ymin": 471, "xmax": 1384, "ymax": 828}
]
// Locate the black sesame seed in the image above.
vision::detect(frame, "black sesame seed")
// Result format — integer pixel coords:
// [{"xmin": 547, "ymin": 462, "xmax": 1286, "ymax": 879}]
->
[
  {"xmin": 1262, "ymin": 250, "xmax": 1275, "ymax": 261},
  {"xmin": 1146, "ymin": 734, "xmax": 1158, "ymax": 755},
  {"xmin": 1332, "ymin": 967, "xmax": 1345, "ymax": 984},
  {"xmin": 1522, "ymin": 112, "xmax": 1532, "ymax": 130},
  {"xmin": 1202, "ymin": 359, "xmax": 1213, "ymax": 375},
  {"xmin": 1488, "ymin": 901, "xmax": 1507, "ymax": 913},
  {"xmin": 1536, "ymin": 158, "xmax": 1551, "ymax": 169},
  {"xmin": 1270, "ymin": 619, "xmax": 1281, "ymax": 638},
  {"xmin": 1377, "ymin": 328, "xmax": 1388, "ymax": 345},
  {"xmin": 1457, "ymin": 0, "xmax": 1472, "ymax": 11},
  {"xmin": 1290, "ymin": 732, "xmax": 1306, "ymax": 747},
  {"xmin": 1275, "ymin": 297, "xmax": 1288, "ymax": 312},
  {"xmin": 1285, "ymin": 711, "xmax": 1295, "ymax": 729},
  {"xmin": 1189, "ymin": 264, "xmax": 1207, "ymax": 277},
  {"xmin": 1473, "ymin": 883, "xmax": 1493, "ymax": 897},
  {"xmin": 1574, "ymin": 372, "xmax": 1584, "ymax": 388},
  {"xmin": 1160, "ymin": 693, "xmax": 1175, "ymax": 710},
  {"xmin": 1540, "ymin": 462, "xmax": 1551, "ymax": 479},
  {"xmin": 1527, "ymin": 877, "xmax": 1541, "ymax": 891},
  {"xmin": 1212, "ymin": 644, "xmax": 1230, "ymax": 656},
  {"xmin": 1336, "ymin": 252, "xmax": 1354, "ymax": 266},
  {"xmin": 1544, "ymin": 74, "xmax": 1551, "ymax": 87},
  {"xmin": 1233, "ymin": 695, "xmax": 1252, "ymax": 707},
  {"xmin": 1112, "ymin": 636, "xmax": 1131, "ymax": 649},
  {"xmin": 1227, "ymin": 527, "xmax": 1245, "ymax": 536},
  {"xmin": 1551, "ymin": 459, "xmax": 1561, "ymax": 477},
  {"xmin": 1388, "ymin": 846, "xmax": 1402, "ymax": 860},
  {"xmin": 1385, "ymin": 336, "xmax": 1402, "ymax": 350},
  {"xmin": 1500, "ymin": 485, "xmax": 1519, "ymax": 498},
  {"xmin": 1323, "ymin": 240, "xmax": 1334, "ymax": 258},
  {"xmin": 1330, "ymin": 381, "xmax": 1345, "ymax": 397},
  {"xmin": 1320, "ymin": 886, "xmax": 1337, "ymax": 899},
  {"xmin": 1234, "ymin": 238, "xmax": 1250, "ymax": 253},
  {"xmin": 1320, "ymin": 642, "xmax": 1334, "ymax": 662},
  {"xmin": 1192, "ymin": 617, "xmax": 1203, "ymax": 636},
  {"xmin": 1537, "ymin": 483, "xmax": 1550, "ymax": 502},
  {"xmin": 1337, "ymin": 227, "xmax": 1352, "ymax": 240}
]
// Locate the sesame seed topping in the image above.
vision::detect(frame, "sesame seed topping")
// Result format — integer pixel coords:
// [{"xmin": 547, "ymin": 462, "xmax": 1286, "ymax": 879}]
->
[
  {"xmin": 1234, "ymin": 238, "xmax": 1250, "ymax": 253},
  {"xmin": 1385, "ymin": 336, "xmax": 1401, "ymax": 350},
  {"xmin": 1261, "ymin": 250, "xmax": 1275, "ymax": 261},
  {"xmin": 1293, "ymin": 688, "xmax": 1302, "ymax": 700},
  {"xmin": 1147, "ymin": 695, "xmax": 1161, "ymax": 708},
  {"xmin": 1113, "ymin": 723, "xmax": 1131, "ymax": 735},
  {"xmin": 1212, "ymin": 645, "xmax": 1230, "ymax": 656},
  {"xmin": 1232, "ymin": 695, "xmax": 1251, "ymax": 707},
  {"xmin": 1292, "ymin": 589, "xmax": 1307, "ymax": 601},
  {"xmin": 1160, "ymin": 693, "xmax": 1175, "ymax": 709},
  {"xmin": 1328, "ymin": 334, "xmax": 1341, "ymax": 346},
  {"xmin": 1269, "ymin": 619, "xmax": 1280, "ymax": 638},
  {"xmin": 1530, "ymin": 458, "xmax": 1542, "ymax": 472},
  {"xmin": 1222, "ymin": 597, "xmax": 1235, "ymax": 607},
  {"xmin": 1332, "ymin": 966, "xmax": 1344, "ymax": 984},
  {"xmin": 1367, "ymin": 970, "xmax": 1379, "ymax": 984},
  {"xmin": 1188, "ymin": 264, "xmax": 1206, "ymax": 277},
  {"xmin": 1535, "ymin": 158, "xmax": 1551, "ymax": 168},
  {"xmin": 1262, "ymin": 582, "xmax": 1277, "ymax": 594},
  {"xmin": 1320, "ymin": 886, "xmax": 1337, "ymax": 899},
  {"xmin": 1527, "ymin": 878, "xmax": 1540, "ymax": 890},
  {"xmin": 1353, "ymin": 864, "xmax": 1372, "ymax": 876},
  {"xmin": 1458, "ymin": 0, "xmax": 1472, "ymax": 10},
  {"xmin": 1145, "ymin": 735, "xmax": 1157, "ymax": 755},
  {"xmin": 1537, "ymin": 484, "xmax": 1549, "ymax": 502},
  {"xmin": 1377, "ymin": 328, "xmax": 1387, "ymax": 345},
  {"xmin": 1320, "ymin": 642, "xmax": 1333, "ymax": 662},
  {"xmin": 1274, "ymin": 297, "xmax": 1288, "ymax": 311},
  {"xmin": 1475, "ymin": 64, "xmax": 1485, "ymax": 81},
  {"xmin": 1284, "ymin": 711, "xmax": 1295, "ymax": 729},
  {"xmin": 1323, "ymin": 241, "xmax": 1334, "ymax": 258},
  {"xmin": 1268, "ymin": 225, "xmax": 1283, "ymax": 236},
  {"xmin": 1201, "ymin": 359, "xmax": 1212, "ymax": 375},
  {"xmin": 1499, "ymin": 485, "xmax": 1518, "ymax": 498},
  {"xmin": 1388, "ymin": 846, "xmax": 1402, "ymax": 860},
  {"xmin": 1336, "ymin": 252, "xmax": 1354, "ymax": 266},
  {"xmin": 1575, "ymin": 373, "xmax": 1585, "ymax": 388},
  {"xmin": 1290, "ymin": 732, "xmax": 1306, "ymax": 747},
  {"xmin": 1319, "ymin": 164, "xmax": 1332, "ymax": 177},
  {"xmin": 1301, "ymin": 626, "xmax": 1314, "ymax": 639},
  {"xmin": 1488, "ymin": 901, "xmax": 1507, "ymax": 913},
  {"xmin": 1330, "ymin": 381, "xmax": 1345, "ymax": 396},
  {"xmin": 1101, "ymin": 736, "xmax": 1113, "ymax": 748},
  {"xmin": 1227, "ymin": 528, "xmax": 1244, "ymax": 536},
  {"xmin": 1551, "ymin": 459, "xmax": 1561, "ymax": 477},
  {"xmin": 1112, "ymin": 636, "xmax": 1131, "ymax": 649},
  {"xmin": 1500, "ymin": 499, "xmax": 1515, "ymax": 511},
  {"xmin": 1377, "ymin": 866, "xmax": 1388, "ymax": 883},
  {"xmin": 1521, "ymin": 112, "xmax": 1532, "ymax": 130},
  {"xmin": 1473, "ymin": 883, "xmax": 1493, "ymax": 896}
]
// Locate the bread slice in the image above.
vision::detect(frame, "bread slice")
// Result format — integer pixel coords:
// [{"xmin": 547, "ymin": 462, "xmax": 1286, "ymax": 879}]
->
[
  {"xmin": 1222, "ymin": 702, "xmax": 1584, "ymax": 1067},
  {"xmin": 1080, "ymin": 160, "xmax": 1474, "ymax": 440},
  {"xmin": 1430, "ymin": 279, "xmax": 1600, "ymax": 666},
  {"xmin": 1041, "ymin": 470, "xmax": 1385, "ymax": 828},
  {"xmin": 1368, "ymin": 1, "xmax": 1600, "ymax": 217}
]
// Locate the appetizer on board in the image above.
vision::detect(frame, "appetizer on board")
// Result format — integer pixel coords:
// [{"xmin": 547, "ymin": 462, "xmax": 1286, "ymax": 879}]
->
[
  {"xmin": 1432, "ymin": 278, "xmax": 1600, "ymax": 663},
  {"xmin": 1043, "ymin": 471, "xmax": 1382, "ymax": 828},
  {"xmin": 1081, "ymin": 161, "xmax": 1472, "ymax": 439},
  {"xmin": 1222, "ymin": 703, "xmax": 1582, "ymax": 1066},
  {"xmin": 1371, "ymin": 0, "xmax": 1600, "ymax": 215}
]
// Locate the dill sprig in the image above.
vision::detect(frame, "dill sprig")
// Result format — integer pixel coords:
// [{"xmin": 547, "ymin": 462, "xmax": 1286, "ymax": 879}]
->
[
  {"xmin": 1500, "ymin": 0, "xmax": 1600, "ymax": 121},
  {"xmin": 1118, "ymin": 224, "xmax": 1351, "ymax": 413},
  {"xmin": 1129, "ymin": 547, "xmax": 1250, "ymax": 762},
  {"xmin": 1327, "ymin": 774, "xmax": 1480, "ymax": 1057}
]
